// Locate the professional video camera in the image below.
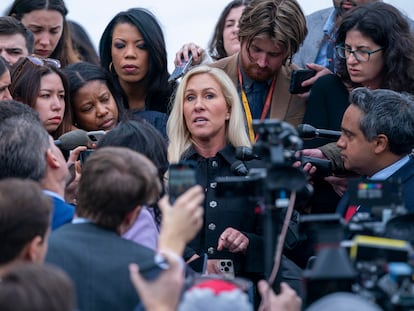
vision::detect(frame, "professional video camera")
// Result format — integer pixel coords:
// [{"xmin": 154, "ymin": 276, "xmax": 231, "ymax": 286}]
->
[
  {"xmin": 215, "ymin": 119, "xmax": 312, "ymax": 292},
  {"xmin": 301, "ymin": 178, "xmax": 414, "ymax": 310}
]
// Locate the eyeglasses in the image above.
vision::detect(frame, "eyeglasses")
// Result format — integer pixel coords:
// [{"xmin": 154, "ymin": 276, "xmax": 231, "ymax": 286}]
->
[{"xmin": 335, "ymin": 45, "xmax": 384, "ymax": 62}]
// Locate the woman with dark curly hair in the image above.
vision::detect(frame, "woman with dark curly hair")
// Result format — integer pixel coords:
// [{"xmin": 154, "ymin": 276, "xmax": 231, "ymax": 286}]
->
[
  {"xmin": 304, "ymin": 2, "xmax": 414, "ymax": 148},
  {"xmin": 301, "ymin": 2, "xmax": 414, "ymax": 214}
]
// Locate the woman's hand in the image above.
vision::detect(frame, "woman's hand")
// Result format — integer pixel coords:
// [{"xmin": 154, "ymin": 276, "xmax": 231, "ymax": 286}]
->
[
  {"xmin": 217, "ymin": 227, "xmax": 249, "ymax": 254},
  {"xmin": 297, "ymin": 63, "xmax": 332, "ymax": 98},
  {"xmin": 174, "ymin": 42, "xmax": 205, "ymax": 66}
]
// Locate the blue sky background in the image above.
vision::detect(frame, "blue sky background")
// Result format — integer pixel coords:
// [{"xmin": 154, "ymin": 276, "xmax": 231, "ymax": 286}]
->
[{"xmin": 1, "ymin": 1, "xmax": 412, "ymax": 71}]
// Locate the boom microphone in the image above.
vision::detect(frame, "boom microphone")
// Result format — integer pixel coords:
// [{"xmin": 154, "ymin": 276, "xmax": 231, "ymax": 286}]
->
[
  {"xmin": 54, "ymin": 129, "xmax": 89, "ymax": 150},
  {"xmin": 297, "ymin": 124, "xmax": 341, "ymax": 140}
]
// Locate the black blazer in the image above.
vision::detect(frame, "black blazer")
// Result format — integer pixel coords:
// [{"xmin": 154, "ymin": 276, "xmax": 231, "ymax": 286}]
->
[{"xmin": 46, "ymin": 222, "xmax": 161, "ymax": 311}]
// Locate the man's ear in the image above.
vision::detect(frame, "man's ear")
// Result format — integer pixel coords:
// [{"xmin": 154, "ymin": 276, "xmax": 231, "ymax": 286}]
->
[
  {"xmin": 374, "ymin": 134, "xmax": 389, "ymax": 154},
  {"xmin": 46, "ymin": 149, "xmax": 61, "ymax": 169},
  {"xmin": 23, "ymin": 236, "xmax": 45, "ymax": 263}
]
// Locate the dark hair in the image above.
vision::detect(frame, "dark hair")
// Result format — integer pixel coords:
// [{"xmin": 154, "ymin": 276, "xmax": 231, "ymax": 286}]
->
[
  {"xmin": 350, "ymin": 87, "xmax": 414, "ymax": 155},
  {"xmin": 97, "ymin": 119, "xmax": 168, "ymax": 224},
  {"xmin": 9, "ymin": 56, "xmax": 73, "ymax": 138},
  {"xmin": 0, "ymin": 16, "xmax": 34, "ymax": 54},
  {"xmin": 208, "ymin": 0, "xmax": 250, "ymax": 60},
  {"xmin": 99, "ymin": 8, "xmax": 175, "ymax": 113},
  {"xmin": 76, "ymin": 147, "xmax": 161, "ymax": 230},
  {"xmin": 68, "ymin": 20, "xmax": 100, "ymax": 65},
  {"xmin": 64, "ymin": 61, "xmax": 126, "ymax": 127},
  {"xmin": 0, "ymin": 178, "xmax": 51, "ymax": 264},
  {"xmin": 0, "ymin": 55, "xmax": 9, "ymax": 76},
  {"xmin": 7, "ymin": 0, "xmax": 80, "ymax": 67},
  {"xmin": 0, "ymin": 263, "xmax": 76, "ymax": 311},
  {"xmin": 335, "ymin": 2, "xmax": 414, "ymax": 93}
]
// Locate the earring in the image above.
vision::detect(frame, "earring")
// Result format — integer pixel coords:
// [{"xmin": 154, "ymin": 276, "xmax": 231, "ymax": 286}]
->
[{"xmin": 108, "ymin": 62, "xmax": 113, "ymax": 73}]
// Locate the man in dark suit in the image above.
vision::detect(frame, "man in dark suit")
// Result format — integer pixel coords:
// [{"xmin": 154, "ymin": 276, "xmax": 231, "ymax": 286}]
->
[
  {"xmin": 336, "ymin": 87, "xmax": 414, "ymax": 217},
  {"xmin": 46, "ymin": 147, "xmax": 204, "ymax": 311}
]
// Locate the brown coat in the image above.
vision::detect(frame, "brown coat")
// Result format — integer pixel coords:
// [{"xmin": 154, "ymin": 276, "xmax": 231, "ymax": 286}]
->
[{"xmin": 209, "ymin": 53, "xmax": 306, "ymax": 127}]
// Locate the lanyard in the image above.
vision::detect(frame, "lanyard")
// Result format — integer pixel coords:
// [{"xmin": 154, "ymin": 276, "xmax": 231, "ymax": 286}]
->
[{"xmin": 238, "ymin": 66, "xmax": 276, "ymax": 142}]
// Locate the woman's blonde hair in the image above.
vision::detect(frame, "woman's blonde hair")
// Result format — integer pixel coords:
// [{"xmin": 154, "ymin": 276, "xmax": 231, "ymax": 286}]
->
[{"xmin": 167, "ymin": 66, "xmax": 251, "ymax": 162}]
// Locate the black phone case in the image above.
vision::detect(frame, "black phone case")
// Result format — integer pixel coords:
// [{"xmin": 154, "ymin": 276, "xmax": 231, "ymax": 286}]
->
[{"xmin": 289, "ymin": 69, "xmax": 316, "ymax": 94}]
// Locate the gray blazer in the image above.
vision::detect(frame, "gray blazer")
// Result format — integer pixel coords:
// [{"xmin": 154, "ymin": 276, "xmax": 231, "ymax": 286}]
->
[
  {"xmin": 293, "ymin": 7, "xmax": 414, "ymax": 69},
  {"xmin": 293, "ymin": 8, "xmax": 332, "ymax": 69}
]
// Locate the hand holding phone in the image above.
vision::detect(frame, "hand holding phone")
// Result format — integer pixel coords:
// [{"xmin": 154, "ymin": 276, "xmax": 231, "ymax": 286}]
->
[
  {"xmin": 168, "ymin": 52, "xmax": 193, "ymax": 82},
  {"xmin": 289, "ymin": 69, "xmax": 316, "ymax": 94}
]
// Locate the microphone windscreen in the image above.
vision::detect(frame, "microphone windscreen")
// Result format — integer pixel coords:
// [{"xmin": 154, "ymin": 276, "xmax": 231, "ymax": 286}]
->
[
  {"xmin": 56, "ymin": 129, "xmax": 89, "ymax": 150},
  {"xmin": 297, "ymin": 124, "xmax": 317, "ymax": 139}
]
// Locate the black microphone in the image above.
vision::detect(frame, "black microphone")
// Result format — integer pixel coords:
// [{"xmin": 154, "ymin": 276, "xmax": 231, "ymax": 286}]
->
[
  {"xmin": 230, "ymin": 160, "xmax": 249, "ymax": 176},
  {"xmin": 297, "ymin": 124, "xmax": 341, "ymax": 140},
  {"xmin": 302, "ymin": 156, "xmax": 332, "ymax": 178},
  {"xmin": 54, "ymin": 129, "xmax": 89, "ymax": 150},
  {"xmin": 235, "ymin": 146, "xmax": 260, "ymax": 161}
]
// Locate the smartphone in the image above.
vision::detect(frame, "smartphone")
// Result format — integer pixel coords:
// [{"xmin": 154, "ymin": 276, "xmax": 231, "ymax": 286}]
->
[
  {"xmin": 87, "ymin": 130, "xmax": 106, "ymax": 144},
  {"xmin": 289, "ymin": 69, "xmax": 316, "ymax": 94},
  {"xmin": 79, "ymin": 149, "xmax": 94, "ymax": 165},
  {"xmin": 168, "ymin": 52, "xmax": 193, "ymax": 82},
  {"xmin": 209, "ymin": 259, "xmax": 235, "ymax": 278},
  {"xmin": 168, "ymin": 161, "xmax": 198, "ymax": 204}
]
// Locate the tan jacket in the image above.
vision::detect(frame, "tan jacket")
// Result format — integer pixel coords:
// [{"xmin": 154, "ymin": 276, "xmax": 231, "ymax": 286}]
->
[{"xmin": 209, "ymin": 53, "xmax": 306, "ymax": 127}]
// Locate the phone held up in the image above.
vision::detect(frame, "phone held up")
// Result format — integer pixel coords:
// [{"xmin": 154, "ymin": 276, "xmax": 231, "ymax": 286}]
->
[
  {"xmin": 168, "ymin": 52, "xmax": 193, "ymax": 82},
  {"xmin": 168, "ymin": 161, "xmax": 198, "ymax": 204},
  {"xmin": 289, "ymin": 69, "xmax": 316, "ymax": 94}
]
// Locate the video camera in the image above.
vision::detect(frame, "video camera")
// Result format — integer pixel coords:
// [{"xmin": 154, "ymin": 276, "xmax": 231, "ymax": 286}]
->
[{"xmin": 301, "ymin": 178, "xmax": 414, "ymax": 310}]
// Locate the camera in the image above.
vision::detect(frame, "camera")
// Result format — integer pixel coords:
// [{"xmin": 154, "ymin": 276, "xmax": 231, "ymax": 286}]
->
[{"xmin": 301, "ymin": 178, "xmax": 414, "ymax": 310}]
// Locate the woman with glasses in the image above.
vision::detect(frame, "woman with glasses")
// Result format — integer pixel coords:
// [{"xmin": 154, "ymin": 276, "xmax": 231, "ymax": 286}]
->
[
  {"xmin": 300, "ymin": 2, "xmax": 414, "ymax": 214},
  {"xmin": 7, "ymin": 0, "xmax": 80, "ymax": 67},
  {"xmin": 303, "ymin": 2, "xmax": 414, "ymax": 148},
  {"xmin": 9, "ymin": 56, "xmax": 73, "ymax": 139}
]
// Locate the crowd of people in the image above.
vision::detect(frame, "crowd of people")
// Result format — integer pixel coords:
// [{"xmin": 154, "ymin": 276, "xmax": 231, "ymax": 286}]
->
[{"xmin": 1, "ymin": 0, "xmax": 414, "ymax": 310}]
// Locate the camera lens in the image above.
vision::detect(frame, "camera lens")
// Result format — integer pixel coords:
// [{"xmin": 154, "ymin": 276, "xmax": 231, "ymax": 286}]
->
[{"xmin": 221, "ymin": 261, "xmax": 226, "ymax": 267}]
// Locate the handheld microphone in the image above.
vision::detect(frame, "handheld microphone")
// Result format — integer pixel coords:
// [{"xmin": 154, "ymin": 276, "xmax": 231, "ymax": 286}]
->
[
  {"xmin": 302, "ymin": 156, "xmax": 333, "ymax": 178},
  {"xmin": 235, "ymin": 146, "xmax": 260, "ymax": 161},
  {"xmin": 297, "ymin": 124, "xmax": 341, "ymax": 140},
  {"xmin": 230, "ymin": 160, "xmax": 249, "ymax": 176},
  {"xmin": 54, "ymin": 129, "xmax": 89, "ymax": 150}
]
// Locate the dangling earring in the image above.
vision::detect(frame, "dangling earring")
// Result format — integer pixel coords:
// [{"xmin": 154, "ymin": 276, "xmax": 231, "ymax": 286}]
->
[{"xmin": 108, "ymin": 62, "xmax": 113, "ymax": 73}]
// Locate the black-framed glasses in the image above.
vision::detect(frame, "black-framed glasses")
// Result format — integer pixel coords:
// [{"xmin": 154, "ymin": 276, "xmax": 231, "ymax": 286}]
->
[{"xmin": 335, "ymin": 45, "xmax": 384, "ymax": 62}]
